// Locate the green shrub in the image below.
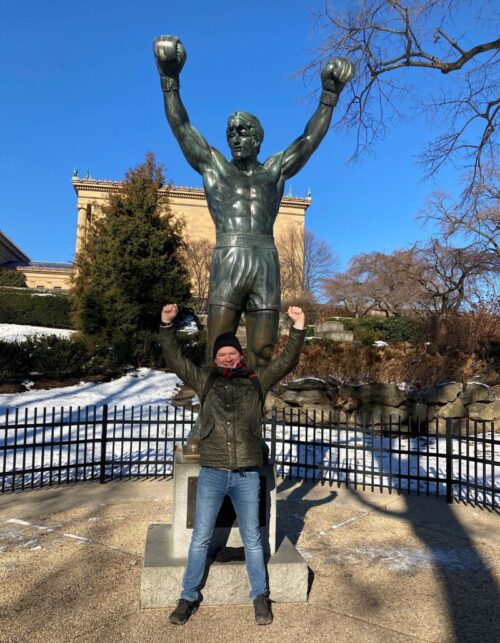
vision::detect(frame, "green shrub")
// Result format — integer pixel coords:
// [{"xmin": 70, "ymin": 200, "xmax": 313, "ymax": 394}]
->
[
  {"xmin": 0, "ymin": 335, "xmax": 87, "ymax": 382},
  {"xmin": 0, "ymin": 288, "xmax": 73, "ymax": 328},
  {"xmin": 0, "ymin": 269, "xmax": 27, "ymax": 287},
  {"xmin": 342, "ymin": 316, "xmax": 425, "ymax": 344}
]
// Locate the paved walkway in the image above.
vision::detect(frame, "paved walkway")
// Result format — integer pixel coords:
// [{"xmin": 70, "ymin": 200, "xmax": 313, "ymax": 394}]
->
[{"xmin": 0, "ymin": 479, "xmax": 499, "ymax": 643}]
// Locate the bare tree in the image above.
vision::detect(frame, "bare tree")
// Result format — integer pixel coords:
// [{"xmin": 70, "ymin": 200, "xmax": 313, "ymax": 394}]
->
[
  {"xmin": 418, "ymin": 170, "xmax": 500, "ymax": 258},
  {"xmin": 322, "ymin": 269, "xmax": 375, "ymax": 317},
  {"xmin": 182, "ymin": 237, "xmax": 213, "ymax": 313},
  {"xmin": 277, "ymin": 227, "xmax": 339, "ymax": 302},
  {"xmin": 303, "ymin": 1, "xmax": 499, "ymax": 196},
  {"xmin": 323, "ymin": 249, "xmax": 420, "ymax": 316},
  {"xmin": 406, "ymin": 239, "xmax": 495, "ymax": 314}
]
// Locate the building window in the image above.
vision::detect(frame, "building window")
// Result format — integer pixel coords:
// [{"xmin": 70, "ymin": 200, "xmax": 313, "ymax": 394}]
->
[{"xmin": 37, "ymin": 285, "xmax": 45, "ymax": 291}]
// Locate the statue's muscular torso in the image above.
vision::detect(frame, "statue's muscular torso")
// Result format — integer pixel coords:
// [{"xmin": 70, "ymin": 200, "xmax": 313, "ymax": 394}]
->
[{"xmin": 202, "ymin": 150, "xmax": 285, "ymax": 235}]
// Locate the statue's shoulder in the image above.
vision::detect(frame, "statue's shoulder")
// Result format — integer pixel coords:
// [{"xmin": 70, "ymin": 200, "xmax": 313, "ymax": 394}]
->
[
  {"xmin": 207, "ymin": 146, "xmax": 231, "ymax": 172},
  {"xmin": 262, "ymin": 151, "xmax": 284, "ymax": 173}
]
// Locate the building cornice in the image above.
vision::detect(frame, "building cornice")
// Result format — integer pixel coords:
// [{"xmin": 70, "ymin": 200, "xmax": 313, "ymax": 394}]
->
[
  {"xmin": 72, "ymin": 178, "xmax": 311, "ymax": 211},
  {"xmin": 0, "ymin": 230, "xmax": 31, "ymax": 263}
]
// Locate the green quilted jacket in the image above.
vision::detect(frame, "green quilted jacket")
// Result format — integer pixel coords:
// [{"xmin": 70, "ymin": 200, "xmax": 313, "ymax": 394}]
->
[{"xmin": 159, "ymin": 326, "xmax": 305, "ymax": 469}]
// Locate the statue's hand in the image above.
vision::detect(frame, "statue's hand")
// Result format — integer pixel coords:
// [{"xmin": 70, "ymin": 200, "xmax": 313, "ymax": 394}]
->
[
  {"xmin": 321, "ymin": 57, "xmax": 354, "ymax": 93},
  {"xmin": 153, "ymin": 35, "xmax": 186, "ymax": 78}
]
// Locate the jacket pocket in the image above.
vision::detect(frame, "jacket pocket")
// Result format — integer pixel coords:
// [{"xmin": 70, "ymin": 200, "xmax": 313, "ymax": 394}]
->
[{"xmin": 199, "ymin": 412, "xmax": 215, "ymax": 439}]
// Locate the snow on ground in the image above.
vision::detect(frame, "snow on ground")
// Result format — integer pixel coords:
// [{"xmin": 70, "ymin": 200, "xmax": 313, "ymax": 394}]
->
[
  {"xmin": 0, "ymin": 323, "xmax": 75, "ymax": 343},
  {"xmin": 0, "ymin": 367, "xmax": 181, "ymax": 412},
  {"xmin": 0, "ymin": 367, "xmax": 498, "ymax": 506}
]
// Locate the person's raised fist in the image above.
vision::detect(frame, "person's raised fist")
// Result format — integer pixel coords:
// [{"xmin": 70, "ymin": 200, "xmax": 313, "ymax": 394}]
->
[
  {"xmin": 161, "ymin": 303, "xmax": 179, "ymax": 324},
  {"xmin": 321, "ymin": 57, "xmax": 354, "ymax": 94},
  {"xmin": 287, "ymin": 306, "xmax": 305, "ymax": 330},
  {"xmin": 153, "ymin": 35, "xmax": 186, "ymax": 78}
]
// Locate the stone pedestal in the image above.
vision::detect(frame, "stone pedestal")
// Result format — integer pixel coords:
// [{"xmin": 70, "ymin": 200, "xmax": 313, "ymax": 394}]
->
[{"xmin": 140, "ymin": 451, "xmax": 309, "ymax": 607}]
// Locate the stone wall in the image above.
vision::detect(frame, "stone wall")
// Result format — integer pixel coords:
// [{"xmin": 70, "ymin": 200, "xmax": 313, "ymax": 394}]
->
[{"xmin": 266, "ymin": 379, "xmax": 500, "ymax": 432}]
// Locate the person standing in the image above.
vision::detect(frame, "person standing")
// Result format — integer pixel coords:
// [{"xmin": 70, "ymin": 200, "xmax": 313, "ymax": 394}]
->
[{"xmin": 159, "ymin": 303, "xmax": 306, "ymax": 625}]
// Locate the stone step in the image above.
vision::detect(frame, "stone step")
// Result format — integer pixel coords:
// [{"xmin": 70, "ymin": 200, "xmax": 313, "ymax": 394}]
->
[{"xmin": 141, "ymin": 523, "xmax": 308, "ymax": 607}]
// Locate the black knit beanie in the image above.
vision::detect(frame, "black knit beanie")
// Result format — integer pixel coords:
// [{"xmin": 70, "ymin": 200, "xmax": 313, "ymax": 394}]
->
[{"xmin": 213, "ymin": 332, "xmax": 243, "ymax": 359}]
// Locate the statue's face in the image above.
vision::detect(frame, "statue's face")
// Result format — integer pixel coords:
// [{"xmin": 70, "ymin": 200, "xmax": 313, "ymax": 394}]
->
[{"xmin": 227, "ymin": 120, "xmax": 259, "ymax": 161}]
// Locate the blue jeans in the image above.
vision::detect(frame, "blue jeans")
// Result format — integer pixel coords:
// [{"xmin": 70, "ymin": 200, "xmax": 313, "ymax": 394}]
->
[{"xmin": 181, "ymin": 466, "xmax": 267, "ymax": 602}]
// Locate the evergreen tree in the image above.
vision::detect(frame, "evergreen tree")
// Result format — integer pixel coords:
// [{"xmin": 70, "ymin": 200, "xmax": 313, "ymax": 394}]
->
[{"xmin": 72, "ymin": 153, "xmax": 191, "ymax": 365}]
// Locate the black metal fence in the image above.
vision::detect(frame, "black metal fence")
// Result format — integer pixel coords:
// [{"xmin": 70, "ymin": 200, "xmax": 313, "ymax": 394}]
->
[{"xmin": 0, "ymin": 405, "xmax": 498, "ymax": 510}]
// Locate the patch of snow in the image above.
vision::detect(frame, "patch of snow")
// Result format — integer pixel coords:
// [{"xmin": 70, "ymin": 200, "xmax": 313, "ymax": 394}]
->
[
  {"xmin": 0, "ymin": 323, "xmax": 75, "ymax": 343},
  {"xmin": 0, "ymin": 367, "xmax": 181, "ymax": 412}
]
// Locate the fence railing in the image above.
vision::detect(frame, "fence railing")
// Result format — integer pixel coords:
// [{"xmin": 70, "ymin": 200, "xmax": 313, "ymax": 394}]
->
[{"xmin": 0, "ymin": 405, "xmax": 498, "ymax": 510}]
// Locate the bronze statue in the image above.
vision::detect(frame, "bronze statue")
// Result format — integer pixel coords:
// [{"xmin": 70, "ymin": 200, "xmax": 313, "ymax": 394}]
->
[{"xmin": 153, "ymin": 35, "xmax": 353, "ymax": 368}]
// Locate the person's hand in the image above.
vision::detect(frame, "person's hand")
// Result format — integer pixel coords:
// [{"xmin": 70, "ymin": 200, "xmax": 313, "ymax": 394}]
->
[
  {"xmin": 287, "ymin": 306, "xmax": 305, "ymax": 330},
  {"xmin": 153, "ymin": 35, "xmax": 187, "ymax": 78},
  {"xmin": 321, "ymin": 57, "xmax": 354, "ymax": 94},
  {"xmin": 161, "ymin": 303, "xmax": 178, "ymax": 324}
]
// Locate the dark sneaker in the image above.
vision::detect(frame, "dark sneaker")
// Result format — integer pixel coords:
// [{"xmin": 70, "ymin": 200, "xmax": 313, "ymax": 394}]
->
[
  {"xmin": 169, "ymin": 598, "xmax": 199, "ymax": 625},
  {"xmin": 253, "ymin": 594, "xmax": 273, "ymax": 625}
]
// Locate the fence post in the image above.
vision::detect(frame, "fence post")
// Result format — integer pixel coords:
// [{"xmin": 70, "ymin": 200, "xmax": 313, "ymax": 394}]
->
[
  {"xmin": 99, "ymin": 404, "xmax": 109, "ymax": 484},
  {"xmin": 270, "ymin": 407, "xmax": 277, "ymax": 464},
  {"xmin": 445, "ymin": 417, "xmax": 453, "ymax": 503}
]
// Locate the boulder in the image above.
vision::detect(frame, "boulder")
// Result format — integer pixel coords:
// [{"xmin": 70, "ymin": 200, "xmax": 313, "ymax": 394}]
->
[
  {"xmin": 423, "ymin": 382, "xmax": 463, "ymax": 405},
  {"xmin": 281, "ymin": 388, "xmax": 331, "ymax": 407},
  {"xmin": 407, "ymin": 402, "xmax": 429, "ymax": 424},
  {"xmin": 435, "ymin": 398, "xmax": 467, "ymax": 419},
  {"xmin": 342, "ymin": 397, "xmax": 361, "ymax": 412},
  {"xmin": 286, "ymin": 378, "xmax": 328, "ymax": 391},
  {"xmin": 467, "ymin": 400, "xmax": 500, "ymax": 422},
  {"xmin": 265, "ymin": 391, "xmax": 288, "ymax": 411},
  {"xmin": 350, "ymin": 383, "xmax": 406, "ymax": 407},
  {"xmin": 355, "ymin": 404, "xmax": 407, "ymax": 426},
  {"xmin": 460, "ymin": 383, "xmax": 495, "ymax": 404}
]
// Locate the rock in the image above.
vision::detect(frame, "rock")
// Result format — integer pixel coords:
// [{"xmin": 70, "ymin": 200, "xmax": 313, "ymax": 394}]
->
[
  {"xmin": 355, "ymin": 404, "xmax": 407, "ymax": 426},
  {"xmin": 281, "ymin": 389, "xmax": 331, "ymax": 406},
  {"xmin": 265, "ymin": 391, "xmax": 288, "ymax": 411},
  {"xmin": 343, "ymin": 397, "xmax": 361, "ymax": 412},
  {"xmin": 423, "ymin": 382, "xmax": 463, "ymax": 404},
  {"xmin": 460, "ymin": 383, "xmax": 495, "ymax": 404},
  {"xmin": 435, "ymin": 398, "xmax": 467, "ymax": 419},
  {"xmin": 468, "ymin": 400, "xmax": 500, "ymax": 422},
  {"xmin": 285, "ymin": 378, "xmax": 328, "ymax": 391},
  {"xmin": 407, "ymin": 402, "xmax": 429, "ymax": 424},
  {"xmin": 350, "ymin": 383, "xmax": 406, "ymax": 407}
]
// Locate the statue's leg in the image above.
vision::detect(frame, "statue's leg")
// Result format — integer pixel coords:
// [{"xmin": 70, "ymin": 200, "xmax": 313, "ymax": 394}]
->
[
  {"xmin": 245, "ymin": 310, "xmax": 280, "ymax": 369},
  {"xmin": 206, "ymin": 304, "xmax": 242, "ymax": 364}
]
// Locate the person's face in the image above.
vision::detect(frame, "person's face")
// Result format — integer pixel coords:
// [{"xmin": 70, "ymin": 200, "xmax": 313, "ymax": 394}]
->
[
  {"xmin": 227, "ymin": 120, "xmax": 258, "ymax": 161},
  {"xmin": 214, "ymin": 346, "xmax": 242, "ymax": 368}
]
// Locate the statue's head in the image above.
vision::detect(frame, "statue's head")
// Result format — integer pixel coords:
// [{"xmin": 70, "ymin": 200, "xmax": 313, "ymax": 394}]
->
[{"xmin": 226, "ymin": 112, "xmax": 264, "ymax": 159}]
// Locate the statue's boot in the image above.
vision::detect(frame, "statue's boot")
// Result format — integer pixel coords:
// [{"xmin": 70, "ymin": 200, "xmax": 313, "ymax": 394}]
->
[{"xmin": 182, "ymin": 416, "xmax": 201, "ymax": 459}]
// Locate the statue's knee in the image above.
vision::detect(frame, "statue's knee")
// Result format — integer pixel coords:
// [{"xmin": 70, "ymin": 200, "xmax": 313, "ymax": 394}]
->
[{"xmin": 252, "ymin": 343, "xmax": 274, "ymax": 367}]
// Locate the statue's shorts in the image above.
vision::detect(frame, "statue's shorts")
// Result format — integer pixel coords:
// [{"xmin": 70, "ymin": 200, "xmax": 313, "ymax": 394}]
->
[{"xmin": 208, "ymin": 232, "xmax": 281, "ymax": 312}]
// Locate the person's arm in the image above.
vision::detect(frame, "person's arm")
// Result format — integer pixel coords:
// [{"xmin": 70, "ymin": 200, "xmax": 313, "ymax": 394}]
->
[
  {"xmin": 258, "ymin": 306, "xmax": 306, "ymax": 392},
  {"xmin": 278, "ymin": 57, "xmax": 354, "ymax": 180},
  {"xmin": 159, "ymin": 304, "xmax": 204, "ymax": 394},
  {"xmin": 153, "ymin": 35, "xmax": 214, "ymax": 174}
]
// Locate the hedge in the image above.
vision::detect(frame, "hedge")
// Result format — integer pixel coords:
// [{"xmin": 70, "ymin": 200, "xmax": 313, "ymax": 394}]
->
[
  {"xmin": 0, "ymin": 288, "xmax": 73, "ymax": 329},
  {"xmin": 0, "ymin": 269, "xmax": 27, "ymax": 287},
  {"xmin": 341, "ymin": 316, "xmax": 426, "ymax": 344}
]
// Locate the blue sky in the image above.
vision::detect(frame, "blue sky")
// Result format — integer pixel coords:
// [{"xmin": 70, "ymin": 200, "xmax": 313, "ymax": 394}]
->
[{"xmin": 0, "ymin": 0, "xmax": 484, "ymax": 269}]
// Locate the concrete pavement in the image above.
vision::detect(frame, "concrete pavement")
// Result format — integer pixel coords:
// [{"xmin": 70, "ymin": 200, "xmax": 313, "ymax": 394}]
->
[{"xmin": 0, "ymin": 478, "xmax": 499, "ymax": 643}]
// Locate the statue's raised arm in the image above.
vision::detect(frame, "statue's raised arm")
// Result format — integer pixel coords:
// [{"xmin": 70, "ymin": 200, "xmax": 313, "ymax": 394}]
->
[
  {"xmin": 278, "ymin": 57, "xmax": 354, "ymax": 180},
  {"xmin": 153, "ymin": 35, "xmax": 213, "ymax": 174}
]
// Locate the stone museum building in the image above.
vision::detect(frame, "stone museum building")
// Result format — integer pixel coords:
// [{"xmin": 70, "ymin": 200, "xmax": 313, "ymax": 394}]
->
[{"xmin": 1, "ymin": 175, "xmax": 309, "ymax": 293}]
